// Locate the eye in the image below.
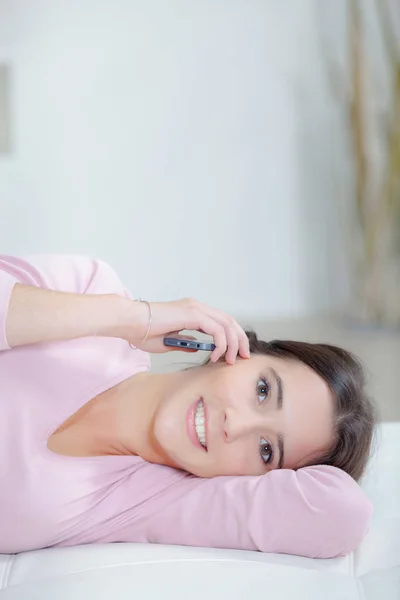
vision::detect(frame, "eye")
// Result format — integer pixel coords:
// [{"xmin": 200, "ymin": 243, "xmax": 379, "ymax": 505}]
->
[
  {"xmin": 259, "ymin": 437, "xmax": 273, "ymax": 465},
  {"xmin": 257, "ymin": 377, "xmax": 270, "ymax": 404}
]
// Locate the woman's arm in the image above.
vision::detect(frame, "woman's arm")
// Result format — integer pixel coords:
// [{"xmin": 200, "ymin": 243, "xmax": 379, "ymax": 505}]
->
[
  {"xmin": 0, "ymin": 254, "xmax": 144, "ymax": 350},
  {"xmin": 1, "ymin": 254, "xmax": 249, "ymax": 359},
  {"xmin": 123, "ymin": 465, "xmax": 372, "ymax": 559},
  {"xmin": 5, "ymin": 284, "xmax": 141, "ymax": 349}
]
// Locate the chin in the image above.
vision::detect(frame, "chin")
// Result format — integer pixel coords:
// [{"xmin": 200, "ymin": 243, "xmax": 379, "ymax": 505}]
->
[
  {"xmin": 165, "ymin": 455, "xmax": 206, "ymax": 477},
  {"xmin": 184, "ymin": 464, "xmax": 216, "ymax": 478}
]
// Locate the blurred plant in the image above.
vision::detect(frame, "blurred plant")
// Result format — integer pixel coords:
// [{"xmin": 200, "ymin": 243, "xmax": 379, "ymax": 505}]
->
[
  {"xmin": 322, "ymin": 0, "xmax": 400, "ymax": 325},
  {"xmin": 374, "ymin": 0, "xmax": 400, "ymax": 252}
]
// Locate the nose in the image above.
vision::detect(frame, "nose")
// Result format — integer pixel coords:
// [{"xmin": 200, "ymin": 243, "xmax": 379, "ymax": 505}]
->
[{"xmin": 223, "ymin": 406, "xmax": 262, "ymax": 443}]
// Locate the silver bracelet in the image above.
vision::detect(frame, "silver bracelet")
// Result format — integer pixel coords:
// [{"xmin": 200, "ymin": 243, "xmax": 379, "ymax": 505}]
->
[{"xmin": 129, "ymin": 298, "xmax": 152, "ymax": 349}]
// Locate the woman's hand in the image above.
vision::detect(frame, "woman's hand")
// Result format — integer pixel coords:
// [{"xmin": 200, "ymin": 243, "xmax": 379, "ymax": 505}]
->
[{"xmin": 126, "ymin": 298, "xmax": 250, "ymax": 364}]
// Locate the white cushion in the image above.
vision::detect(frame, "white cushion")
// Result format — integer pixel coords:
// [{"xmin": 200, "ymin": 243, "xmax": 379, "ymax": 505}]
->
[{"xmin": 0, "ymin": 423, "xmax": 398, "ymax": 600}]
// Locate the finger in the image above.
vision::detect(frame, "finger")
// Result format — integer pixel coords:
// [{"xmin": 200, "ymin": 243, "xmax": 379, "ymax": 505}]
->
[
  {"xmin": 193, "ymin": 317, "xmax": 227, "ymax": 363},
  {"xmin": 235, "ymin": 324, "xmax": 250, "ymax": 359},
  {"xmin": 183, "ymin": 301, "xmax": 246, "ymax": 363},
  {"xmin": 223, "ymin": 322, "xmax": 239, "ymax": 365},
  {"xmin": 195, "ymin": 305, "xmax": 249, "ymax": 362},
  {"xmin": 216, "ymin": 318, "xmax": 249, "ymax": 360}
]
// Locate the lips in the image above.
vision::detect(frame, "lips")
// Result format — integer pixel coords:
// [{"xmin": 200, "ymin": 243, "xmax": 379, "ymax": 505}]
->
[{"xmin": 187, "ymin": 398, "xmax": 208, "ymax": 452}]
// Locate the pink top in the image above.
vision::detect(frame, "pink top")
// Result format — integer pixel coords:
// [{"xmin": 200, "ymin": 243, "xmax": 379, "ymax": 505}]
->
[{"xmin": 0, "ymin": 254, "xmax": 373, "ymax": 557}]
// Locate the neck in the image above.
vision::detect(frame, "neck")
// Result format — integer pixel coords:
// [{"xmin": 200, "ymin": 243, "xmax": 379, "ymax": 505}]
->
[{"xmin": 110, "ymin": 370, "xmax": 186, "ymax": 468}]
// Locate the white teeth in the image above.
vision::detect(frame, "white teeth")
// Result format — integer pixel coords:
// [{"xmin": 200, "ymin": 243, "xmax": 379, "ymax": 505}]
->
[{"xmin": 194, "ymin": 401, "xmax": 207, "ymax": 449}]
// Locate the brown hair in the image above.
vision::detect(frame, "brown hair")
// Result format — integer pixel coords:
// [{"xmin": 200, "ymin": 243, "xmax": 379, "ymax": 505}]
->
[{"xmin": 217, "ymin": 331, "xmax": 377, "ymax": 482}]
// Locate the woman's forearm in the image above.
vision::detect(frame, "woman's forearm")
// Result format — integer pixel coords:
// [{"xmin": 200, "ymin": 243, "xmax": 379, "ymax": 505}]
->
[{"xmin": 5, "ymin": 284, "xmax": 143, "ymax": 348}]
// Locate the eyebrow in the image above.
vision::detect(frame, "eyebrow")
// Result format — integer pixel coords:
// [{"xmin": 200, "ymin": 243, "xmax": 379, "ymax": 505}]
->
[
  {"xmin": 270, "ymin": 367, "xmax": 285, "ymax": 469},
  {"xmin": 277, "ymin": 434, "xmax": 285, "ymax": 470},
  {"xmin": 270, "ymin": 367, "xmax": 283, "ymax": 410}
]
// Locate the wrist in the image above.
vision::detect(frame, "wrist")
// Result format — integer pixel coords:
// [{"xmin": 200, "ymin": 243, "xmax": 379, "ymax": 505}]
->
[{"xmin": 102, "ymin": 294, "xmax": 148, "ymax": 343}]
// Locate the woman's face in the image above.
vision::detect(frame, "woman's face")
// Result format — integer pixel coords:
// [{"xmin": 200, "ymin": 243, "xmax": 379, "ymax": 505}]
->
[{"xmin": 152, "ymin": 354, "xmax": 335, "ymax": 477}]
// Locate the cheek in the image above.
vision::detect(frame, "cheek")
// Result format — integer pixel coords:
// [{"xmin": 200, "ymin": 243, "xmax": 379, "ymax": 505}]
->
[
  {"xmin": 152, "ymin": 397, "xmax": 185, "ymax": 453},
  {"xmin": 210, "ymin": 376, "xmax": 246, "ymax": 410},
  {"xmin": 218, "ymin": 442, "xmax": 260, "ymax": 476}
]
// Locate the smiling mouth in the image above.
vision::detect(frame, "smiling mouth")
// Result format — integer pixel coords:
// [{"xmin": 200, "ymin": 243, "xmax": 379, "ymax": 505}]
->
[{"xmin": 194, "ymin": 399, "xmax": 207, "ymax": 450}]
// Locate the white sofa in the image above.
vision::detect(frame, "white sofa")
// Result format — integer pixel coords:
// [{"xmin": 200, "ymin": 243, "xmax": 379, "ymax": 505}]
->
[{"xmin": 1, "ymin": 423, "xmax": 398, "ymax": 600}]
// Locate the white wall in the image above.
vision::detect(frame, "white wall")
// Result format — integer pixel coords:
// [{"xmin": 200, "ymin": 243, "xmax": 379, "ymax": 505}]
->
[{"xmin": 0, "ymin": 0, "xmax": 350, "ymax": 319}]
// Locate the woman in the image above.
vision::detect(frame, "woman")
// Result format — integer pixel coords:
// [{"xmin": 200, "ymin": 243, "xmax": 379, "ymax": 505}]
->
[{"xmin": 0, "ymin": 254, "xmax": 376, "ymax": 557}]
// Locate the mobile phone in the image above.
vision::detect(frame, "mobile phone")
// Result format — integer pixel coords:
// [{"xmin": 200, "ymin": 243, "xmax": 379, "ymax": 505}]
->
[{"xmin": 163, "ymin": 337, "xmax": 216, "ymax": 352}]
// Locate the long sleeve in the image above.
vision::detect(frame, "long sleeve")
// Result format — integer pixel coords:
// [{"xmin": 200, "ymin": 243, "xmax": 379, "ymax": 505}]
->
[
  {"xmin": 0, "ymin": 254, "xmax": 130, "ymax": 351},
  {"xmin": 127, "ymin": 464, "xmax": 372, "ymax": 559}
]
